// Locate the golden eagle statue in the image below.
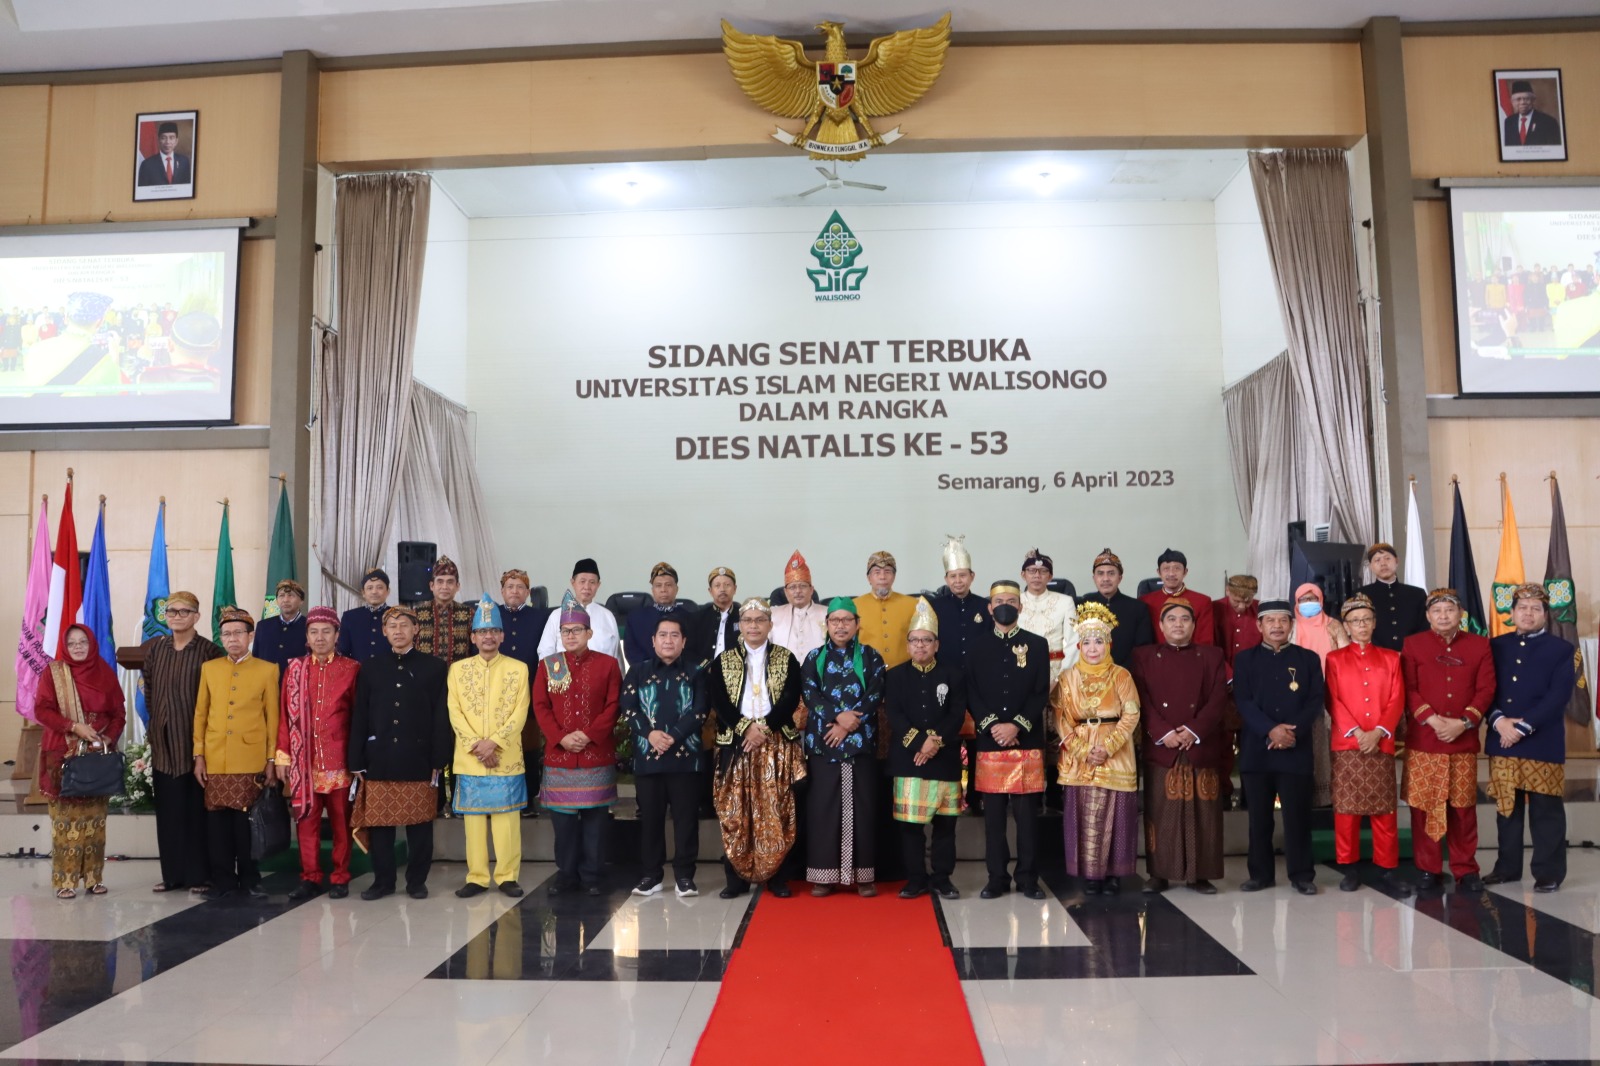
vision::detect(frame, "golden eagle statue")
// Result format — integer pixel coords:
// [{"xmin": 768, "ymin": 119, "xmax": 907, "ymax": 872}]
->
[{"xmin": 721, "ymin": 14, "xmax": 951, "ymax": 160}]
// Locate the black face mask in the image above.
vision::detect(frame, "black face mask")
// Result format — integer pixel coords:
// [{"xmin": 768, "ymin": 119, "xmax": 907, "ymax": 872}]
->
[{"xmin": 992, "ymin": 604, "xmax": 1020, "ymax": 627}]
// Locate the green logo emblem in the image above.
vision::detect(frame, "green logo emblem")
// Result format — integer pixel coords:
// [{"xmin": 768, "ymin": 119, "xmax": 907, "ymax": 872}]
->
[{"xmin": 808, "ymin": 211, "xmax": 867, "ymax": 299}]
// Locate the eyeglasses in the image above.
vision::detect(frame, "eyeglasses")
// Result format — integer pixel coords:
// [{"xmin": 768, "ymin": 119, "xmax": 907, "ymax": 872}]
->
[
  {"xmin": 907, "ymin": 636, "xmax": 936, "ymax": 646},
  {"xmin": 785, "ymin": 583, "xmax": 812, "ymax": 592},
  {"xmin": 558, "ymin": 626, "xmax": 588, "ymax": 636},
  {"xmin": 165, "ymin": 608, "xmax": 197, "ymax": 617},
  {"xmin": 1022, "ymin": 566, "xmax": 1051, "ymax": 575}
]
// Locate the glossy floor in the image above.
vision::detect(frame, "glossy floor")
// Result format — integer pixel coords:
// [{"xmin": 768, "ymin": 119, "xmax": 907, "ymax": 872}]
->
[{"xmin": 4, "ymin": 848, "xmax": 1600, "ymax": 1064}]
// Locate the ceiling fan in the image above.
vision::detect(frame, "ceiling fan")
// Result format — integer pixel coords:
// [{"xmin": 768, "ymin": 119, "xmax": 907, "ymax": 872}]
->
[{"xmin": 796, "ymin": 164, "xmax": 887, "ymax": 197}]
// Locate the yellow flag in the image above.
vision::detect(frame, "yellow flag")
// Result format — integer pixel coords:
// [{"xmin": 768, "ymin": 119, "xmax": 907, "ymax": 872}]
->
[{"xmin": 1490, "ymin": 475, "xmax": 1524, "ymax": 637}]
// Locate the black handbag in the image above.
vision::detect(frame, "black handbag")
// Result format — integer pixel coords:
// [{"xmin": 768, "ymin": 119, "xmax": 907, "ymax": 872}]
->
[
  {"xmin": 60, "ymin": 747, "xmax": 126, "ymax": 798},
  {"xmin": 249, "ymin": 780, "xmax": 291, "ymax": 860}
]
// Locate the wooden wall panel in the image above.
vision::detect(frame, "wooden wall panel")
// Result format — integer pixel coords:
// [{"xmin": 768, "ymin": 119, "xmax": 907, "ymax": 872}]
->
[
  {"xmin": 235, "ymin": 238, "xmax": 275, "ymax": 425},
  {"xmin": 1404, "ymin": 32, "xmax": 1600, "ymax": 178},
  {"xmin": 0, "ymin": 86, "xmax": 50, "ymax": 225},
  {"xmin": 320, "ymin": 42, "xmax": 1365, "ymax": 168},
  {"xmin": 1428, "ymin": 418, "xmax": 1600, "ymax": 636},
  {"xmin": 1414, "ymin": 199, "xmax": 1458, "ymax": 395},
  {"xmin": 44, "ymin": 73, "xmax": 280, "ymax": 223}
]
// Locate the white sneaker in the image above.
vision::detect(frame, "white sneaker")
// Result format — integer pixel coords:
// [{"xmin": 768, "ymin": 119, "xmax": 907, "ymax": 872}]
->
[
  {"xmin": 675, "ymin": 878, "xmax": 699, "ymax": 898},
  {"xmin": 632, "ymin": 876, "xmax": 663, "ymax": 896}
]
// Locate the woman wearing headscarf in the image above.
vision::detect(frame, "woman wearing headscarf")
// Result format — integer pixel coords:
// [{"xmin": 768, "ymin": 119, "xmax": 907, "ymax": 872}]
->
[
  {"xmin": 34, "ymin": 625, "xmax": 126, "ymax": 898},
  {"xmin": 1290, "ymin": 583, "xmax": 1348, "ymax": 807},
  {"xmin": 1053, "ymin": 603, "xmax": 1141, "ymax": 895}
]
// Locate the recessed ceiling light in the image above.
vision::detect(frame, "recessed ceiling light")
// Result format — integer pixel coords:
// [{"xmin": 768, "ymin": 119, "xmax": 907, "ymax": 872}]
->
[
  {"xmin": 596, "ymin": 169, "xmax": 657, "ymax": 205},
  {"xmin": 1019, "ymin": 163, "xmax": 1076, "ymax": 196}
]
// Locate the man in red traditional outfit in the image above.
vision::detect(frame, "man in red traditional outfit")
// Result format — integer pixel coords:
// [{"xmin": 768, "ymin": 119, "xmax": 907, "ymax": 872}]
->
[
  {"xmin": 276, "ymin": 606, "xmax": 360, "ymax": 900},
  {"xmin": 532, "ymin": 594, "xmax": 622, "ymax": 897},
  {"xmin": 1140, "ymin": 548, "xmax": 1215, "ymax": 646},
  {"xmin": 1325, "ymin": 594, "xmax": 1412, "ymax": 895},
  {"xmin": 1401, "ymin": 588, "xmax": 1496, "ymax": 893}
]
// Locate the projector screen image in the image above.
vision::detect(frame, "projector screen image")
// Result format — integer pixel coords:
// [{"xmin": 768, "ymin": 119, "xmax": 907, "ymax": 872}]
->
[
  {"xmin": 1450, "ymin": 185, "xmax": 1600, "ymax": 395},
  {"xmin": 0, "ymin": 225, "xmax": 240, "ymax": 428}
]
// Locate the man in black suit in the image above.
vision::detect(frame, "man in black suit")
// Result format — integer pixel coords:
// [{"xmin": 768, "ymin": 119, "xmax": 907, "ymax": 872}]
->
[
  {"xmin": 137, "ymin": 122, "xmax": 192, "ymax": 186},
  {"xmin": 1502, "ymin": 81, "xmax": 1562, "ymax": 147}
]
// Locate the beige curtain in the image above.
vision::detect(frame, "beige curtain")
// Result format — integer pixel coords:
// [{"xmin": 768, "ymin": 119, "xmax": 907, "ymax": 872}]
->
[
  {"xmin": 1249, "ymin": 150, "xmax": 1377, "ymax": 546},
  {"xmin": 1223, "ymin": 352, "xmax": 1327, "ymax": 599},
  {"xmin": 392, "ymin": 381, "xmax": 498, "ymax": 597},
  {"xmin": 316, "ymin": 173, "xmax": 431, "ymax": 611}
]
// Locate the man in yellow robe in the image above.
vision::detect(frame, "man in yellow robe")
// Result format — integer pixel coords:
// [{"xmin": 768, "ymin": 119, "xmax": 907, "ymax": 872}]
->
[{"xmin": 449, "ymin": 597, "xmax": 531, "ymax": 897}]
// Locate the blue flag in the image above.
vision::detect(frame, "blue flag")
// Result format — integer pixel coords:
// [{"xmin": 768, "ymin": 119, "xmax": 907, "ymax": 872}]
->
[
  {"xmin": 136, "ymin": 501, "xmax": 171, "ymax": 725},
  {"xmin": 82, "ymin": 500, "xmax": 116, "ymax": 672}
]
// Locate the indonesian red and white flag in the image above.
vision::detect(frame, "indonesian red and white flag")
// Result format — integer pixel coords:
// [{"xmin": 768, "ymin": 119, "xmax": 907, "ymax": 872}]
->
[
  {"xmin": 43, "ymin": 479, "xmax": 82, "ymax": 661},
  {"xmin": 14, "ymin": 501, "xmax": 51, "ymax": 720}
]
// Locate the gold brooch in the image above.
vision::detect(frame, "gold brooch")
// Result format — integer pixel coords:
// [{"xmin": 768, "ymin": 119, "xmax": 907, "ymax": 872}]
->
[{"xmin": 1012, "ymin": 644, "xmax": 1028, "ymax": 668}]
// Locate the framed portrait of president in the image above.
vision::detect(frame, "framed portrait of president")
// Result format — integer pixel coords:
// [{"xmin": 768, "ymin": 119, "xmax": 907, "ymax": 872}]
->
[
  {"xmin": 133, "ymin": 110, "xmax": 199, "ymax": 201},
  {"xmin": 1494, "ymin": 70, "xmax": 1567, "ymax": 163}
]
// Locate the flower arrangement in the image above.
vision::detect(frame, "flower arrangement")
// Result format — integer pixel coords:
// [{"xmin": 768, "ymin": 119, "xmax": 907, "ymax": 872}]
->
[{"xmin": 116, "ymin": 741, "xmax": 155, "ymax": 810}]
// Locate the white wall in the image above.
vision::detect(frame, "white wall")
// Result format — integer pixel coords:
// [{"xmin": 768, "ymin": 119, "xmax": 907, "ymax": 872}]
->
[
  {"xmin": 1213, "ymin": 160, "xmax": 1288, "ymax": 385},
  {"xmin": 462, "ymin": 199, "xmax": 1246, "ymax": 598},
  {"xmin": 412, "ymin": 186, "xmax": 470, "ymax": 404}
]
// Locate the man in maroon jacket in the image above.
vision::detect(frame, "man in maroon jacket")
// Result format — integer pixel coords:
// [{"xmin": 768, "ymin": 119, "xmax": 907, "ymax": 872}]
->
[
  {"xmin": 1140, "ymin": 548, "xmax": 1215, "ymax": 647},
  {"xmin": 1213, "ymin": 574, "xmax": 1261, "ymax": 807},
  {"xmin": 1401, "ymin": 589, "xmax": 1496, "ymax": 892},
  {"xmin": 1132, "ymin": 599, "xmax": 1229, "ymax": 894},
  {"xmin": 532, "ymin": 598, "xmax": 622, "ymax": 897}
]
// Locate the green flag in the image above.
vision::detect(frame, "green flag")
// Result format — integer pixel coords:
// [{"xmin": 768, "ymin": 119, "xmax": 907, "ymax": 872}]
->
[
  {"xmin": 212, "ymin": 500, "xmax": 236, "ymax": 639},
  {"xmin": 263, "ymin": 481, "xmax": 296, "ymax": 619}
]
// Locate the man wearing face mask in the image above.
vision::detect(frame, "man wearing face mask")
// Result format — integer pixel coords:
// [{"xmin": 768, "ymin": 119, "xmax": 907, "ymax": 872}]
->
[
  {"xmin": 1140, "ymin": 549, "xmax": 1215, "ymax": 646},
  {"xmin": 1132, "ymin": 599, "xmax": 1228, "ymax": 894},
  {"xmin": 967, "ymin": 580, "xmax": 1051, "ymax": 900},
  {"xmin": 1401, "ymin": 589, "xmax": 1495, "ymax": 893},
  {"xmin": 1078, "ymin": 548, "xmax": 1155, "ymax": 668}
]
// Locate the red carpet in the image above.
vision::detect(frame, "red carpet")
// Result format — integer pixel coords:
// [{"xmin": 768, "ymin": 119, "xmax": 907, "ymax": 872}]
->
[{"xmin": 694, "ymin": 886, "xmax": 984, "ymax": 1065}]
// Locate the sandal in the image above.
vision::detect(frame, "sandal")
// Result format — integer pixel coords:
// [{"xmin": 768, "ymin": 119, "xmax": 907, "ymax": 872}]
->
[
  {"xmin": 152, "ymin": 882, "xmax": 177, "ymax": 893},
  {"xmin": 55, "ymin": 888, "xmax": 76, "ymax": 900},
  {"xmin": 188, "ymin": 885, "xmax": 211, "ymax": 895},
  {"xmin": 88, "ymin": 884, "xmax": 108, "ymax": 896}
]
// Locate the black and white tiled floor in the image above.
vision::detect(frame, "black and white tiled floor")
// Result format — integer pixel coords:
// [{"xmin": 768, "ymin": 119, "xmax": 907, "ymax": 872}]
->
[{"xmin": 5, "ymin": 846, "xmax": 1600, "ymax": 1064}]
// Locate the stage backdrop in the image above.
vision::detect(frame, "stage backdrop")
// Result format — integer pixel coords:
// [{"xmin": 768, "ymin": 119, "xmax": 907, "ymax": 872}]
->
[{"xmin": 461, "ymin": 199, "xmax": 1247, "ymax": 601}]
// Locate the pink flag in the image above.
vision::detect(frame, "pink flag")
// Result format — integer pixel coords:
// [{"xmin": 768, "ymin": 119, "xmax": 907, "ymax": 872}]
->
[{"xmin": 14, "ymin": 501, "xmax": 51, "ymax": 720}]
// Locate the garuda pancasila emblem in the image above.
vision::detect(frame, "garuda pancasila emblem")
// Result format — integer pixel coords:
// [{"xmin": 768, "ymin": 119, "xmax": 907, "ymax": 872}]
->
[{"xmin": 721, "ymin": 14, "xmax": 951, "ymax": 161}]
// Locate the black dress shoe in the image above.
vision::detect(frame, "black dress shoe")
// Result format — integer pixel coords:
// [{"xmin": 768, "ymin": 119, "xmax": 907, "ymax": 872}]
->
[
  {"xmin": 201, "ymin": 886, "xmax": 232, "ymax": 901},
  {"xmin": 1377, "ymin": 870, "xmax": 1414, "ymax": 896},
  {"xmin": 1534, "ymin": 880, "xmax": 1560, "ymax": 893},
  {"xmin": 407, "ymin": 885, "xmax": 429, "ymax": 900},
  {"xmin": 898, "ymin": 881, "xmax": 929, "ymax": 900},
  {"xmin": 1240, "ymin": 879, "xmax": 1274, "ymax": 893},
  {"xmin": 979, "ymin": 882, "xmax": 1009, "ymax": 900},
  {"xmin": 1083, "ymin": 879, "xmax": 1103, "ymax": 896},
  {"xmin": 584, "ymin": 884, "xmax": 604, "ymax": 897},
  {"xmin": 933, "ymin": 880, "xmax": 960, "ymax": 900},
  {"xmin": 245, "ymin": 885, "xmax": 268, "ymax": 900},
  {"xmin": 1417, "ymin": 871, "xmax": 1443, "ymax": 892},
  {"xmin": 1189, "ymin": 880, "xmax": 1218, "ymax": 895},
  {"xmin": 498, "ymin": 881, "xmax": 525, "ymax": 898},
  {"xmin": 1104, "ymin": 877, "xmax": 1121, "ymax": 895},
  {"xmin": 1142, "ymin": 877, "xmax": 1169, "ymax": 895},
  {"xmin": 719, "ymin": 884, "xmax": 748, "ymax": 900},
  {"xmin": 1020, "ymin": 885, "xmax": 1046, "ymax": 901},
  {"xmin": 766, "ymin": 880, "xmax": 792, "ymax": 899},
  {"xmin": 328, "ymin": 884, "xmax": 349, "ymax": 899},
  {"xmin": 1292, "ymin": 881, "xmax": 1318, "ymax": 896},
  {"xmin": 360, "ymin": 885, "xmax": 393, "ymax": 901},
  {"xmin": 455, "ymin": 883, "xmax": 488, "ymax": 898},
  {"xmin": 287, "ymin": 882, "xmax": 323, "ymax": 902},
  {"xmin": 1339, "ymin": 871, "xmax": 1361, "ymax": 892},
  {"xmin": 1455, "ymin": 874, "xmax": 1485, "ymax": 893},
  {"xmin": 547, "ymin": 880, "xmax": 570, "ymax": 897},
  {"xmin": 1482, "ymin": 871, "xmax": 1519, "ymax": 886}
]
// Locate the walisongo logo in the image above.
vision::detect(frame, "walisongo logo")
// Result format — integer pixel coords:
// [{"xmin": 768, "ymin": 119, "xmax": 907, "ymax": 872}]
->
[{"xmin": 808, "ymin": 211, "xmax": 867, "ymax": 301}]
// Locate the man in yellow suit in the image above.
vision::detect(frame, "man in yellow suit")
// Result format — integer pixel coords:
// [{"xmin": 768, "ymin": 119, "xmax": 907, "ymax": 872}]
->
[
  {"xmin": 193, "ymin": 606, "xmax": 279, "ymax": 899},
  {"xmin": 450, "ymin": 597, "xmax": 531, "ymax": 897}
]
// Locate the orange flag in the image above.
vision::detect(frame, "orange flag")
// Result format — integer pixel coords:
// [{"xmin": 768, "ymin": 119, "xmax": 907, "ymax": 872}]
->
[{"xmin": 1489, "ymin": 474, "xmax": 1524, "ymax": 637}]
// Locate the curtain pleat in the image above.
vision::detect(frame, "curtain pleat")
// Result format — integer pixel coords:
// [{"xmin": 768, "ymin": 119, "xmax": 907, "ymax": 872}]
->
[
  {"xmin": 392, "ymin": 382, "xmax": 499, "ymax": 597},
  {"xmin": 1249, "ymin": 150, "xmax": 1377, "ymax": 547},
  {"xmin": 317, "ymin": 173, "xmax": 431, "ymax": 611}
]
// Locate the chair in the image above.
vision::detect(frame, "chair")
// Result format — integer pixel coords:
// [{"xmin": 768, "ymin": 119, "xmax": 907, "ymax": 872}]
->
[
  {"xmin": 769, "ymin": 586, "xmax": 823, "ymax": 607},
  {"xmin": 605, "ymin": 591, "xmax": 651, "ymax": 618},
  {"xmin": 528, "ymin": 585, "xmax": 549, "ymax": 611},
  {"xmin": 1047, "ymin": 577, "xmax": 1077, "ymax": 599},
  {"xmin": 1135, "ymin": 577, "xmax": 1164, "ymax": 598},
  {"xmin": 674, "ymin": 598, "xmax": 699, "ymax": 611}
]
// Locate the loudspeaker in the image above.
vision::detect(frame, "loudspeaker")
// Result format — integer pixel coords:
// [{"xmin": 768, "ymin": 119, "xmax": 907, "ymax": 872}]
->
[{"xmin": 397, "ymin": 541, "xmax": 437, "ymax": 604}]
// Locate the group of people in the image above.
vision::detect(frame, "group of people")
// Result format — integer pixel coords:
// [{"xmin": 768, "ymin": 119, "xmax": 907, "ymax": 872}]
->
[
  {"xmin": 0, "ymin": 293, "xmax": 222, "ymax": 389},
  {"xmin": 34, "ymin": 538, "xmax": 1582, "ymax": 904}
]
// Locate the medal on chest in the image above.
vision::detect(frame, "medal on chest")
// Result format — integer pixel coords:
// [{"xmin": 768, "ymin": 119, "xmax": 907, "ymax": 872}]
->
[
  {"xmin": 1012, "ymin": 643, "xmax": 1028, "ymax": 668},
  {"xmin": 1287, "ymin": 666, "xmax": 1299, "ymax": 693},
  {"xmin": 973, "ymin": 612, "xmax": 982, "ymax": 624}
]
